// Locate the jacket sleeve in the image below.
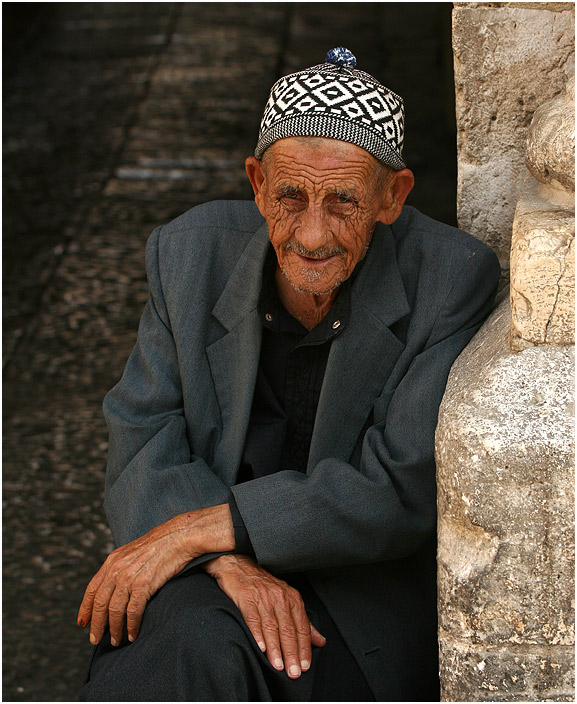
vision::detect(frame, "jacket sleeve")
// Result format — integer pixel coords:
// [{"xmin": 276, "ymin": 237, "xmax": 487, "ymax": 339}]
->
[
  {"xmin": 103, "ymin": 227, "xmax": 231, "ymax": 548},
  {"xmin": 231, "ymin": 246, "xmax": 501, "ymax": 573}
]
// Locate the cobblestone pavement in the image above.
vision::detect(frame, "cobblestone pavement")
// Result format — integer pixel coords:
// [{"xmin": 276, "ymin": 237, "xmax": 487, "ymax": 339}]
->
[{"xmin": 3, "ymin": 3, "xmax": 456, "ymax": 700}]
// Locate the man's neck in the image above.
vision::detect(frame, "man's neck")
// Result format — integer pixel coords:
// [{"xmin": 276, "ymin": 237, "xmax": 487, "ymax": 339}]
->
[{"xmin": 275, "ymin": 266, "xmax": 339, "ymax": 331}]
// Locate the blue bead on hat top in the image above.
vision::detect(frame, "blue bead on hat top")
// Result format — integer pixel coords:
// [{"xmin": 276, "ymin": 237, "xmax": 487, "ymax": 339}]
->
[{"xmin": 325, "ymin": 47, "xmax": 356, "ymax": 68}]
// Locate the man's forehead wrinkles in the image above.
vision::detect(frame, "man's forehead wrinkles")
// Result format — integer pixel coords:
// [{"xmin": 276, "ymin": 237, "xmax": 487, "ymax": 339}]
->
[
  {"xmin": 269, "ymin": 161, "xmax": 369, "ymax": 192},
  {"xmin": 271, "ymin": 155, "xmax": 371, "ymax": 177}
]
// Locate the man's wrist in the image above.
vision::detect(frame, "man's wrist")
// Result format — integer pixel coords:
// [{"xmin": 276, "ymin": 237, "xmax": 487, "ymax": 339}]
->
[
  {"xmin": 180, "ymin": 503, "xmax": 235, "ymax": 558},
  {"xmin": 203, "ymin": 553, "xmax": 256, "ymax": 578}
]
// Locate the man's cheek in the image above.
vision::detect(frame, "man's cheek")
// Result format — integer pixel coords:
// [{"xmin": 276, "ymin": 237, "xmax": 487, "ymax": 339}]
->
[
  {"xmin": 268, "ymin": 210, "xmax": 299, "ymax": 243},
  {"xmin": 265, "ymin": 200, "xmax": 288, "ymax": 230},
  {"xmin": 333, "ymin": 217, "xmax": 365, "ymax": 248}
]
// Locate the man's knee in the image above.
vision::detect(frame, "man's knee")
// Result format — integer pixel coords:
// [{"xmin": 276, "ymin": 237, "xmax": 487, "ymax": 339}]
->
[
  {"xmin": 81, "ymin": 574, "xmax": 263, "ymax": 701},
  {"xmin": 144, "ymin": 572, "xmax": 252, "ymax": 649},
  {"xmin": 155, "ymin": 598, "xmax": 253, "ymax": 663}
]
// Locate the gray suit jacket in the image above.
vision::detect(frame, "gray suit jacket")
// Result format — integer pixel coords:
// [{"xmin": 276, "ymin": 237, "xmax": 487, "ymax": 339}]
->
[{"xmin": 103, "ymin": 200, "xmax": 500, "ymax": 700}]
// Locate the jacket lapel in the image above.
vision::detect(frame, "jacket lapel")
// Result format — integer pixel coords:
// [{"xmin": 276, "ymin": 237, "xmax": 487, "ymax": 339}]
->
[
  {"xmin": 206, "ymin": 223, "xmax": 270, "ymax": 485},
  {"xmin": 308, "ymin": 224, "xmax": 410, "ymax": 469}
]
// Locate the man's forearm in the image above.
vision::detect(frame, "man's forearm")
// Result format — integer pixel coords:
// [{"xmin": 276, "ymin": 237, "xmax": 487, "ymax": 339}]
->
[{"xmin": 77, "ymin": 503, "xmax": 235, "ymax": 647}]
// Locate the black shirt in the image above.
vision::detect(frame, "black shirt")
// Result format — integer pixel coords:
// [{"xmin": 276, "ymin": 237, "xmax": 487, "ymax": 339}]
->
[{"xmin": 229, "ymin": 245, "xmax": 351, "ymax": 554}]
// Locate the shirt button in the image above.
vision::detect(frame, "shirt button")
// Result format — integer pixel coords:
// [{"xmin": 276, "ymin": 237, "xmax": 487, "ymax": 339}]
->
[
  {"xmin": 332, "ymin": 320, "xmax": 341, "ymax": 329},
  {"xmin": 265, "ymin": 313, "xmax": 273, "ymax": 322}
]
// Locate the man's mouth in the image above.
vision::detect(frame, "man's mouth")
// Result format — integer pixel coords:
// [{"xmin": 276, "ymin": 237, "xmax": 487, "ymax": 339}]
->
[
  {"xmin": 283, "ymin": 241, "xmax": 344, "ymax": 265},
  {"xmin": 297, "ymin": 253, "xmax": 336, "ymax": 264}
]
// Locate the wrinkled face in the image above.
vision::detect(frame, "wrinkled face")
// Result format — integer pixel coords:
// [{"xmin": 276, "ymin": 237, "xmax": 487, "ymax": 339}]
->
[{"xmin": 253, "ymin": 137, "xmax": 392, "ymax": 296}]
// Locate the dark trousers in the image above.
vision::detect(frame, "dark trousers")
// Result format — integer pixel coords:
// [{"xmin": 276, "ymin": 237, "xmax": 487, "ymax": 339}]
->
[{"xmin": 80, "ymin": 570, "xmax": 375, "ymax": 702}]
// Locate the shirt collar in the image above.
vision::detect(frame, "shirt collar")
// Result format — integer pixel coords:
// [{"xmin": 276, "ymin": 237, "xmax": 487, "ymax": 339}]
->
[{"xmin": 258, "ymin": 245, "xmax": 354, "ymax": 344}]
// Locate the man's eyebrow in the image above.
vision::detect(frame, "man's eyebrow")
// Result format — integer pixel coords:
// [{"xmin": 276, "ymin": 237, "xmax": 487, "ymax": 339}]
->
[
  {"xmin": 276, "ymin": 183, "xmax": 301, "ymax": 196},
  {"xmin": 275, "ymin": 184, "xmax": 359, "ymax": 201},
  {"xmin": 332, "ymin": 187, "xmax": 359, "ymax": 202}
]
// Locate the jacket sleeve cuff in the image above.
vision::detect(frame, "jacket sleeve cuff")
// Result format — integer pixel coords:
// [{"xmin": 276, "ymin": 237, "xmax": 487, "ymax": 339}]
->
[{"xmin": 229, "ymin": 492, "xmax": 256, "ymax": 558}]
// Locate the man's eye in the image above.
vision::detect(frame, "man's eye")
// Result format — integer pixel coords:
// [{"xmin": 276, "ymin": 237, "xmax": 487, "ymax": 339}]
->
[
  {"xmin": 280, "ymin": 193, "xmax": 305, "ymax": 210},
  {"xmin": 329, "ymin": 197, "xmax": 356, "ymax": 215}
]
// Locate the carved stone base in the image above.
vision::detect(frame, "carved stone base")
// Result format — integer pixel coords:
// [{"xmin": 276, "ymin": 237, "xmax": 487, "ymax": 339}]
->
[
  {"xmin": 436, "ymin": 298, "xmax": 575, "ymax": 701},
  {"xmin": 510, "ymin": 180, "xmax": 575, "ymax": 351}
]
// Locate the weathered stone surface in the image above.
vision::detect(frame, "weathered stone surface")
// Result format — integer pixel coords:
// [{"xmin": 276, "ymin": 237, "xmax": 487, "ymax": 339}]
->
[
  {"xmin": 526, "ymin": 78, "xmax": 575, "ymax": 192},
  {"xmin": 439, "ymin": 640, "xmax": 576, "ymax": 701},
  {"xmin": 453, "ymin": 4, "xmax": 575, "ymax": 268},
  {"xmin": 436, "ymin": 296, "xmax": 575, "ymax": 701},
  {"xmin": 456, "ymin": 2, "xmax": 575, "ymax": 10},
  {"xmin": 510, "ymin": 180, "xmax": 575, "ymax": 350}
]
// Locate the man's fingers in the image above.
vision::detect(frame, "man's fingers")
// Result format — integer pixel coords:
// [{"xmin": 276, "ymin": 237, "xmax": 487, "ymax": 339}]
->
[
  {"xmin": 242, "ymin": 606, "xmax": 267, "ymax": 653},
  {"xmin": 205, "ymin": 556, "xmax": 318, "ymax": 679},
  {"xmin": 311, "ymin": 622, "xmax": 327, "ymax": 648},
  {"xmin": 126, "ymin": 589, "xmax": 148, "ymax": 643},
  {"xmin": 108, "ymin": 585, "xmax": 131, "ymax": 646},
  {"xmin": 290, "ymin": 601, "xmax": 315, "ymax": 672},
  {"xmin": 77, "ymin": 567, "xmax": 107, "ymax": 627},
  {"xmin": 274, "ymin": 599, "xmax": 303, "ymax": 679},
  {"xmin": 258, "ymin": 602, "xmax": 284, "ymax": 672},
  {"xmin": 88, "ymin": 578, "xmax": 118, "ymax": 645}
]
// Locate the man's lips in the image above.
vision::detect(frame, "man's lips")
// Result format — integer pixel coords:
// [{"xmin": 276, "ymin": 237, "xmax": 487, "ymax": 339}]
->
[{"xmin": 296, "ymin": 253, "xmax": 337, "ymax": 266}]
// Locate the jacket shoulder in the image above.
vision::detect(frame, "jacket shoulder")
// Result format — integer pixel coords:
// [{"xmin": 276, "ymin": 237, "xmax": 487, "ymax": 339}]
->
[
  {"xmin": 392, "ymin": 206, "xmax": 499, "ymax": 265},
  {"xmin": 150, "ymin": 200, "xmax": 264, "ymax": 271},
  {"xmin": 158, "ymin": 200, "xmax": 263, "ymax": 243},
  {"xmin": 145, "ymin": 200, "xmax": 266, "ymax": 311},
  {"xmin": 386, "ymin": 206, "xmax": 501, "ymax": 331}
]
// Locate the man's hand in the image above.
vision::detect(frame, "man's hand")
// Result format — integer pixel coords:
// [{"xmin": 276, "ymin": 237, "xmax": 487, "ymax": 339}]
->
[
  {"xmin": 77, "ymin": 504, "xmax": 234, "ymax": 647},
  {"xmin": 203, "ymin": 554, "xmax": 326, "ymax": 679}
]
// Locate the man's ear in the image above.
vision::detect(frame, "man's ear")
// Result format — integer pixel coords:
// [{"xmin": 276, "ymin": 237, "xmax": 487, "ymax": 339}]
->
[
  {"xmin": 245, "ymin": 156, "xmax": 267, "ymax": 216},
  {"xmin": 377, "ymin": 168, "xmax": 415, "ymax": 225}
]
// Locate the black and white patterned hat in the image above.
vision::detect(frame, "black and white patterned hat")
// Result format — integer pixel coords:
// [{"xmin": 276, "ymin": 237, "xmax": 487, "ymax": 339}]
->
[{"xmin": 255, "ymin": 47, "xmax": 406, "ymax": 170}]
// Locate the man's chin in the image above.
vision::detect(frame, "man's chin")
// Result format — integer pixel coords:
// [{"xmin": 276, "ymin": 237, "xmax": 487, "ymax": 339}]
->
[{"xmin": 282, "ymin": 268, "xmax": 344, "ymax": 297}]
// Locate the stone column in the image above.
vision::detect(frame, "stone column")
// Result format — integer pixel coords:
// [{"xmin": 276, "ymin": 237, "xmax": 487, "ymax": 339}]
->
[
  {"xmin": 510, "ymin": 79, "xmax": 575, "ymax": 351},
  {"xmin": 436, "ymin": 4, "xmax": 575, "ymax": 700}
]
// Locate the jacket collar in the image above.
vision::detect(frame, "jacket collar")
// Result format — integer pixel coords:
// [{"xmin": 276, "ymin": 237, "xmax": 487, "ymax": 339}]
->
[
  {"xmin": 211, "ymin": 221, "xmax": 271, "ymax": 331},
  {"xmin": 350, "ymin": 221, "xmax": 410, "ymax": 328}
]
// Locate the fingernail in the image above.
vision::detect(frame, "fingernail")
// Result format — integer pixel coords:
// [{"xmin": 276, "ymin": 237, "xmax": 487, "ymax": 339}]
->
[
  {"xmin": 258, "ymin": 641, "xmax": 266, "ymax": 652},
  {"xmin": 128, "ymin": 634, "xmax": 135, "ymax": 643},
  {"xmin": 289, "ymin": 665, "xmax": 301, "ymax": 678},
  {"xmin": 110, "ymin": 637, "xmax": 118, "ymax": 647},
  {"xmin": 89, "ymin": 633, "xmax": 97, "ymax": 645},
  {"xmin": 301, "ymin": 659, "xmax": 310, "ymax": 671},
  {"xmin": 274, "ymin": 658, "xmax": 283, "ymax": 670},
  {"xmin": 77, "ymin": 619, "xmax": 85, "ymax": 628}
]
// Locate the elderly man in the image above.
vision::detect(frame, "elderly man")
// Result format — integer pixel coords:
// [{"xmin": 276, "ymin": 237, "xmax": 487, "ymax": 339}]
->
[{"xmin": 79, "ymin": 48, "xmax": 500, "ymax": 701}]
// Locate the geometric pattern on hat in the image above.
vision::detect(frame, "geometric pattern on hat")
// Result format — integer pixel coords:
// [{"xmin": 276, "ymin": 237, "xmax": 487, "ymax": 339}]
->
[{"xmin": 255, "ymin": 51, "xmax": 406, "ymax": 170}]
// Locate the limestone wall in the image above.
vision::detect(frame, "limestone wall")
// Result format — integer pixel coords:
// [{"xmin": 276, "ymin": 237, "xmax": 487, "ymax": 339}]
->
[
  {"xmin": 453, "ymin": 2, "xmax": 574, "ymax": 273},
  {"xmin": 437, "ymin": 3, "xmax": 575, "ymax": 700}
]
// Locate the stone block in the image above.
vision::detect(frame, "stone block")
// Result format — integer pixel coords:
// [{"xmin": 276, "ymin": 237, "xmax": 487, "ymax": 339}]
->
[
  {"xmin": 510, "ymin": 180, "xmax": 575, "ymax": 350},
  {"xmin": 453, "ymin": 4, "xmax": 575, "ymax": 266},
  {"xmin": 436, "ymin": 297, "xmax": 575, "ymax": 700},
  {"xmin": 439, "ymin": 640, "xmax": 576, "ymax": 701},
  {"xmin": 526, "ymin": 79, "xmax": 575, "ymax": 193}
]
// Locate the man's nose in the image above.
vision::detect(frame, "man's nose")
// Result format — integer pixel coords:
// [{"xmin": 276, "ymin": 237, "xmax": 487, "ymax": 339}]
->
[{"xmin": 295, "ymin": 206, "xmax": 329, "ymax": 252}]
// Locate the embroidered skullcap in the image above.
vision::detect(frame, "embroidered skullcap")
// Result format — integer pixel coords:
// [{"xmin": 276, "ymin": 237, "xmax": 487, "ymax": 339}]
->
[{"xmin": 255, "ymin": 47, "xmax": 406, "ymax": 169}]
